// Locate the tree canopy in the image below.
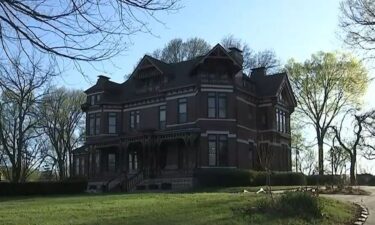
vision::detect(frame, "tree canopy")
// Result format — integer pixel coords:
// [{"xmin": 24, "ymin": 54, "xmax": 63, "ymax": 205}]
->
[{"xmin": 286, "ymin": 51, "xmax": 369, "ymax": 175}]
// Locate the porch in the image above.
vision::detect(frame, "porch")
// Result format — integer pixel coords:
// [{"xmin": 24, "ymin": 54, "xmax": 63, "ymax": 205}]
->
[{"xmin": 86, "ymin": 131, "xmax": 200, "ymax": 191}]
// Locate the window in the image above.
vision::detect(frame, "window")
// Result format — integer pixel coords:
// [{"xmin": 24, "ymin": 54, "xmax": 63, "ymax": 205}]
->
[
  {"xmin": 90, "ymin": 95, "xmax": 95, "ymax": 105},
  {"xmin": 89, "ymin": 114, "xmax": 95, "ymax": 135},
  {"xmin": 130, "ymin": 111, "xmax": 135, "ymax": 129},
  {"xmin": 218, "ymin": 93, "xmax": 227, "ymax": 118},
  {"xmin": 75, "ymin": 158, "xmax": 80, "ymax": 175},
  {"xmin": 276, "ymin": 108, "xmax": 288, "ymax": 133},
  {"xmin": 207, "ymin": 93, "xmax": 227, "ymax": 118},
  {"xmin": 128, "ymin": 152, "xmax": 138, "ymax": 171},
  {"xmin": 178, "ymin": 98, "xmax": 187, "ymax": 123},
  {"xmin": 108, "ymin": 154, "xmax": 116, "ymax": 172},
  {"xmin": 108, "ymin": 112, "xmax": 117, "ymax": 134},
  {"xmin": 96, "ymin": 94, "xmax": 101, "ymax": 103},
  {"xmin": 88, "ymin": 113, "xmax": 100, "ymax": 135},
  {"xmin": 136, "ymin": 111, "xmax": 140, "ymax": 128},
  {"xmin": 159, "ymin": 105, "xmax": 166, "ymax": 129},
  {"xmin": 80, "ymin": 158, "xmax": 85, "ymax": 175},
  {"xmin": 208, "ymin": 93, "xmax": 216, "ymax": 118},
  {"xmin": 208, "ymin": 134, "xmax": 228, "ymax": 166},
  {"xmin": 95, "ymin": 151, "xmax": 100, "ymax": 173},
  {"xmin": 95, "ymin": 113, "xmax": 100, "ymax": 134},
  {"xmin": 208, "ymin": 135, "xmax": 217, "ymax": 166},
  {"xmin": 130, "ymin": 110, "xmax": 140, "ymax": 129}
]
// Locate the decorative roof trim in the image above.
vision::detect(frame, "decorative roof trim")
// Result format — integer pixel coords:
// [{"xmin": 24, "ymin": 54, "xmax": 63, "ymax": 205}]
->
[
  {"xmin": 131, "ymin": 55, "xmax": 164, "ymax": 79},
  {"xmin": 196, "ymin": 44, "xmax": 241, "ymax": 68}
]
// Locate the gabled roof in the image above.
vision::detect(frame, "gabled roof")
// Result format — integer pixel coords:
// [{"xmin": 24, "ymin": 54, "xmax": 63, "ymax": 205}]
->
[
  {"xmin": 250, "ymin": 72, "xmax": 286, "ymax": 97},
  {"xmin": 196, "ymin": 43, "xmax": 241, "ymax": 68},
  {"xmin": 250, "ymin": 70, "xmax": 297, "ymax": 107}
]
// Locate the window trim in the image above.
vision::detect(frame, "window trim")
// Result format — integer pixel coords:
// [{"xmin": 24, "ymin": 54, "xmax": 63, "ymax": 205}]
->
[
  {"xmin": 208, "ymin": 134, "xmax": 228, "ymax": 167},
  {"xmin": 108, "ymin": 112, "xmax": 117, "ymax": 134},
  {"xmin": 207, "ymin": 92, "xmax": 227, "ymax": 119},
  {"xmin": 178, "ymin": 98, "xmax": 187, "ymax": 123},
  {"xmin": 159, "ymin": 105, "xmax": 166, "ymax": 129},
  {"xmin": 208, "ymin": 93, "xmax": 216, "ymax": 118}
]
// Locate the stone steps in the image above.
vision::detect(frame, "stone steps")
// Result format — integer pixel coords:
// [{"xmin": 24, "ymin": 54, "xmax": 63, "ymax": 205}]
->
[{"xmin": 133, "ymin": 177, "xmax": 194, "ymax": 192}]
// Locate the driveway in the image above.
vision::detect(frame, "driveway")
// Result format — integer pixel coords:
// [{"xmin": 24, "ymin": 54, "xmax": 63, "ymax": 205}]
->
[{"xmin": 322, "ymin": 186, "xmax": 375, "ymax": 225}]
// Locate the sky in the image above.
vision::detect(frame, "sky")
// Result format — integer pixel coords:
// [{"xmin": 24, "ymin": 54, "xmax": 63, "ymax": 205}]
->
[{"xmin": 57, "ymin": 0, "xmax": 374, "ymax": 173}]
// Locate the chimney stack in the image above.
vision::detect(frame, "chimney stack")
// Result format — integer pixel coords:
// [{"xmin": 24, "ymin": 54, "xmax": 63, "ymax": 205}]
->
[
  {"xmin": 228, "ymin": 47, "xmax": 244, "ymax": 67},
  {"xmin": 250, "ymin": 67, "xmax": 266, "ymax": 78}
]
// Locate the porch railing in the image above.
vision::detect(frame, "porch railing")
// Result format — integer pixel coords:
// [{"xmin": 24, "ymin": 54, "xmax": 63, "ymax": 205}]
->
[{"xmin": 125, "ymin": 170, "xmax": 144, "ymax": 192}]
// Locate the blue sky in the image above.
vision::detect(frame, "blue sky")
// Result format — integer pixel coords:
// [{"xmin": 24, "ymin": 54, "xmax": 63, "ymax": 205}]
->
[
  {"xmin": 57, "ymin": 0, "xmax": 374, "ymax": 173},
  {"xmin": 58, "ymin": 0, "xmax": 343, "ymax": 88}
]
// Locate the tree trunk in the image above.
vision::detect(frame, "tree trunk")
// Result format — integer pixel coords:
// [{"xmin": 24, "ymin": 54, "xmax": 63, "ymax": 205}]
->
[
  {"xmin": 318, "ymin": 138, "xmax": 324, "ymax": 175},
  {"xmin": 350, "ymin": 155, "xmax": 356, "ymax": 185}
]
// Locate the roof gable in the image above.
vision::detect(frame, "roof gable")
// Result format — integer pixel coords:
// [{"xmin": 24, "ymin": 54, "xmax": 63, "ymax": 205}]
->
[
  {"xmin": 131, "ymin": 55, "xmax": 165, "ymax": 79},
  {"xmin": 277, "ymin": 75, "xmax": 297, "ymax": 107},
  {"xmin": 197, "ymin": 44, "xmax": 241, "ymax": 68}
]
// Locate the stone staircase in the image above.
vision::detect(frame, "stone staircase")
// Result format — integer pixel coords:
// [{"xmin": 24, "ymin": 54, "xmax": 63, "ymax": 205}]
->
[{"xmin": 87, "ymin": 170, "xmax": 194, "ymax": 193}]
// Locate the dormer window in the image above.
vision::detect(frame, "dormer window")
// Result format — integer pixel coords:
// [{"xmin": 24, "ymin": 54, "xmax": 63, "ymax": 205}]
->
[{"xmin": 88, "ymin": 94, "xmax": 101, "ymax": 105}]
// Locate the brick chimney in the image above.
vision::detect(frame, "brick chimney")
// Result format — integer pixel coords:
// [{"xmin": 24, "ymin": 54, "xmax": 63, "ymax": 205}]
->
[
  {"xmin": 250, "ymin": 67, "xmax": 266, "ymax": 78},
  {"xmin": 97, "ymin": 75, "xmax": 110, "ymax": 83},
  {"xmin": 228, "ymin": 47, "xmax": 244, "ymax": 66}
]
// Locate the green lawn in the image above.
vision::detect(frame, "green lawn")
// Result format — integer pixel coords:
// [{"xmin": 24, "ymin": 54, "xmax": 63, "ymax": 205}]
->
[{"xmin": 0, "ymin": 192, "xmax": 355, "ymax": 225}]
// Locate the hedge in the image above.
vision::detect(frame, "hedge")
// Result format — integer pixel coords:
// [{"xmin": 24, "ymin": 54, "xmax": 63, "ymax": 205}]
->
[
  {"xmin": 305, "ymin": 175, "xmax": 342, "ymax": 185},
  {"xmin": 0, "ymin": 179, "xmax": 87, "ymax": 196},
  {"xmin": 193, "ymin": 168, "xmax": 306, "ymax": 187}
]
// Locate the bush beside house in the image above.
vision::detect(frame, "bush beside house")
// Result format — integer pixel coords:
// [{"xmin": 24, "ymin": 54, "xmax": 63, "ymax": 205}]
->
[{"xmin": 0, "ymin": 178, "xmax": 87, "ymax": 196}]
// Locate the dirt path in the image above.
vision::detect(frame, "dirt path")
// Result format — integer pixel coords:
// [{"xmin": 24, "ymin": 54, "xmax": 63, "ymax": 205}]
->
[{"xmin": 322, "ymin": 186, "xmax": 375, "ymax": 225}]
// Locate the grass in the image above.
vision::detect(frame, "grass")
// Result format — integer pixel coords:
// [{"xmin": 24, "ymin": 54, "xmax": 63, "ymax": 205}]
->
[{"xmin": 0, "ymin": 191, "xmax": 356, "ymax": 225}]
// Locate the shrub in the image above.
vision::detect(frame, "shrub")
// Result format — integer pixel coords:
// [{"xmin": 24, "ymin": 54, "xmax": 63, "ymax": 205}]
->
[
  {"xmin": 369, "ymin": 176, "xmax": 375, "ymax": 186},
  {"xmin": 193, "ymin": 168, "xmax": 306, "ymax": 187},
  {"xmin": 0, "ymin": 180, "xmax": 87, "ymax": 196},
  {"xmin": 253, "ymin": 192, "xmax": 322, "ymax": 219},
  {"xmin": 306, "ymin": 175, "xmax": 342, "ymax": 185},
  {"xmin": 136, "ymin": 185, "xmax": 146, "ymax": 190},
  {"xmin": 161, "ymin": 183, "xmax": 172, "ymax": 190},
  {"xmin": 148, "ymin": 184, "xmax": 159, "ymax": 190},
  {"xmin": 278, "ymin": 192, "xmax": 322, "ymax": 218}
]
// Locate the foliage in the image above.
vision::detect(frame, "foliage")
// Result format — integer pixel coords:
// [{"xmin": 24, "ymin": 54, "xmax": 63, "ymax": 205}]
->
[
  {"xmin": 151, "ymin": 35, "xmax": 281, "ymax": 74},
  {"xmin": 152, "ymin": 38, "xmax": 211, "ymax": 63},
  {"xmin": 39, "ymin": 87, "xmax": 85, "ymax": 179},
  {"xmin": 254, "ymin": 192, "xmax": 322, "ymax": 219},
  {"xmin": 306, "ymin": 175, "xmax": 343, "ymax": 185},
  {"xmin": 0, "ymin": 180, "xmax": 87, "ymax": 196},
  {"xmin": 286, "ymin": 51, "xmax": 369, "ymax": 175},
  {"xmin": 278, "ymin": 192, "xmax": 322, "ymax": 218},
  {"xmin": 193, "ymin": 168, "xmax": 306, "ymax": 187},
  {"xmin": 0, "ymin": 53, "xmax": 53, "ymax": 182}
]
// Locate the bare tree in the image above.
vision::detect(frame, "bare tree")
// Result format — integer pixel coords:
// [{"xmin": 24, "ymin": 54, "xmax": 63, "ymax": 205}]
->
[
  {"xmin": 0, "ymin": 52, "xmax": 53, "ymax": 182},
  {"xmin": 221, "ymin": 35, "xmax": 280, "ymax": 73},
  {"xmin": 40, "ymin": 87, "xmax": 85, "ymax": 179},
  {"xmin": 340, "ymin": 0, "xmax": 375, "ymax": 57},
  {"xmin": 327, "ymin": 145, "xmax": 349, "ymax": 176},
  {"xmin": 152, "ymin": 37, "xmax": 211, "ymax": 63},
  {"xmin": 361, "ymin": 110, "xmax": 375, "ymax": 160},
  {"xmin": 0, "ymin": 0, "xmax": 179, "ymax": 64},
  {"xmin": 331, "ymin": 109, "xmax": 374, "ymax": 185},
  {"xmin": 256, "ymin": 143, "xmax": 274, "ymax": 197}
]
